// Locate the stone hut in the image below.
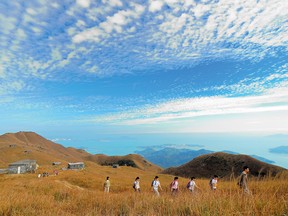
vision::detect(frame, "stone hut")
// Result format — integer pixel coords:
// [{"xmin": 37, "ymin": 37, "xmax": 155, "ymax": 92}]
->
[
  {"xmin": 67, "ymin": 162, "xmax": 85, "ymax": 170},
  {"xmin": 8, "ymin": 160, "xmax": 37, "ymax": 174}
]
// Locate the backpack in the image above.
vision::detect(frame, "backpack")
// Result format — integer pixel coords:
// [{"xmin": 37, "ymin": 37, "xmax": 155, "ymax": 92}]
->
[
  {"xmin": 170, "ymin": 181, "xmax": 175, "ymax": 188},
  {"xmin": 186, "ymin": 181, "xmax": 191, "ymax": 189},
  {"xmin": 209, "ymin": 178, "xmax": 213, "ymax": 187},
  {"xmin": 133, "ymin": 182, "xmax": 136, "ymax": 189},
  {"xmin": 151, "ymin": 180, "xmax": 155, "ymax": 187}
]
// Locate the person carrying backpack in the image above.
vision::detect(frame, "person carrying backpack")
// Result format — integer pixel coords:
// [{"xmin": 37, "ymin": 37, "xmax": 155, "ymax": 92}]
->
[
  {"xmin": 187, "ymin": 177, "xmax": 201, "ymax": 193},
  {"xmin": 151, "ymin": 176, "xmax": 162, "ymax": 196},
  {"xmin": 133, "ymin": 177, "xmax": 140, "ymax": 192},
  {"xmin": 170, "ymin": 177, "xmax": 179, "ymax": 195}
]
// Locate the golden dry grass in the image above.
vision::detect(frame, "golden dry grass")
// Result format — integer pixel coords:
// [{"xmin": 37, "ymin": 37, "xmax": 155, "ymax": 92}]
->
[{"xmin": 0, "ymin": 164, "xmax": 287, "ymax": 216}]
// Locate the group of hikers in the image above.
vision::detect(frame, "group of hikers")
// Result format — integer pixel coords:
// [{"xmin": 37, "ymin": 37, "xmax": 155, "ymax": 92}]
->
[{"xmin": 103, "ymin": 166, "xmax": 251, "ymax": 195}]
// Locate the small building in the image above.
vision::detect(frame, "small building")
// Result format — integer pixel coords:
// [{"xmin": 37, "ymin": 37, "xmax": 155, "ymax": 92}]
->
[
  {"xmin": 9, "ymin": 144, "xmax": 17, "ymax": 148},
  {"xmin": 112, "ymin": 164, "xmax": 119, "ymax": 168},
  {"xmin": 52, "ymin": 162, "xmax": 61, "ymax": 166},
  {"xmin": 67, "ymin": 162, "xmax": 85, "ymax": 170},
  {"xmin": 8, "ymin": 160, "xmax": 37, "ymax": 174},
  {"xmin": 0, "ymin": 169, "xmax": 8, "ymax": 174}
]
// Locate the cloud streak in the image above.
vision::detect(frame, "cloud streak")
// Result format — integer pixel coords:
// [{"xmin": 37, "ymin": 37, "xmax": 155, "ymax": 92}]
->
[{"xmin": 88, "ymin": 85, "xmax": 288, "ymax": 125}]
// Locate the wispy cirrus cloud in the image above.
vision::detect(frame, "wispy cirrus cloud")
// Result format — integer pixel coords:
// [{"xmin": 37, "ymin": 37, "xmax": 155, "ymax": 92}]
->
[{"xmin": 86, "ymin": 84, "xmax": 288, "ymax": 126}]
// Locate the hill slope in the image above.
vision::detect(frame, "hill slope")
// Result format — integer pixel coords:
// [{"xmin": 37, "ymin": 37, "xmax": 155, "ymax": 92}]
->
[
  {"xmin": 162, "ymin": 152, "xmax": 286, "ymax": 178},
  {"xmin": 0, "ymin": 131, "xmax": 161, "ymax": 172},
  {"xmin": 85, "ymin": 154, "xmax": 162, "ymax": 172},
  {"xmin": 0, "ymin": 131, "xmax": 90, "ymax": 166}
]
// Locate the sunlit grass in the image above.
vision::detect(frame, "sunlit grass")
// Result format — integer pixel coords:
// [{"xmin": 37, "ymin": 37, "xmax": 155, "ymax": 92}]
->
[{"xmin": 0, "ymin": 165, "xmax": 287, "ymax": 216}]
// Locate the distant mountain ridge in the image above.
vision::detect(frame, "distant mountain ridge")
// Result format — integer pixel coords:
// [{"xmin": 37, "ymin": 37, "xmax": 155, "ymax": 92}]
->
[
  {"xmin": 162, "ymin": 152, "xmax": 286, "ymax": 178},
  {"xmin": 136, "ymin": 147, "xmax": 275, "ymax": 168},
  {"xmin": 136, "ymin": 147, "xmax": 213, "ymax": 168},
  {"xmin": 0, "ymin": 131, "xmax": 161, "ymax": 172},
  {"xmin": 269, "ymin": 146, "xmax": 288, "ymax": 154}
]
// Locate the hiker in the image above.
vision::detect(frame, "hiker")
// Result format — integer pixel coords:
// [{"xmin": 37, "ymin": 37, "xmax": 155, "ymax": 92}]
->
[
  {"xmin": 209, "ymin": 175, "xmax": 218, "ymax": 191},
  {"xmin": 133, "ymin": 177, "xmax": 140, "ymax": 192},
  {"xmin": 170, "ymin": 177, "xmax": 179, "ymax": 195},
  {"xmin": 238, "ymin": 166, "xmax": 251, "ymax": 194},
  {"xmin": 187, "ymin": 177, "xmax": 201, "ymax": 193},
  {"xmin": 151, "ymin": 176, "xmax": 162, "ymax": 196},
  {"xmin": 104, "ymin": 176, "xmax": 110, "ymax": 193}
]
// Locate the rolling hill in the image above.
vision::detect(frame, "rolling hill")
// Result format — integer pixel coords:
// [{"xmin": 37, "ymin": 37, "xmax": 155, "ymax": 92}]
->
[
  {"xmin": 135, "ymin": 147, "xmax": 213, "ymax": 168},
  {"xmin": 85, "ymin": 154, "xmax": 162, "ymax": 172},
  {"xmin": 0, "ymin": 131, "xmax": 161, "ymax": 172},
  {"xmin": 136, "ymin": 147, "xmax": 276, "ymax": 168},
  {"xmin": 162, "ymin": 152, "xmax": 286, "ymax": 178},
  {"xmin": 0, "ymin": 131, "xmax": 90, "ymax": 166}
]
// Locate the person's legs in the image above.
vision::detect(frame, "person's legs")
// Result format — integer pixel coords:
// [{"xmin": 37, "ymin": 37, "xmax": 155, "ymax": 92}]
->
[{"xmin": 153, "ymin": 188, "xmax": 160, "ymax": 196}]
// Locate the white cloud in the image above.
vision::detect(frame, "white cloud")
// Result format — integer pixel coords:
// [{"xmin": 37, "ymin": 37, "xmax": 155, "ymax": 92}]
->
[
  {"xmin": 0, "ymin": 15, "xmax": 17, "ymax": 34},
  {"xmin": 31, "ymin": 26, "xmax": 42, "ymax": 34},
  {"xmin": 0, "ymin": 64, "xmax": 4, "ymax": 78},
  {"xmin": 51, "ymin": 48, "xmax": 62, "ymax": 61},
  {"xmin": 159, "ymin": 13, "xmax": 189, "ymax": 34},
  {"xmin": 51, "ymin": 2, "xmax": 59, "ymax": 8},
  {"xmin": 0, "ymin": 81, "xmax": 26, "ymax": 95},
  {"xmin": 73, "ymin": 27, "xmax": 104, "ymax": 43},
  {"xmin": 16, "ymin": 29, "xmax": 27, "ymax": 40},
  {"xmin": 67, "ymin": 27, "xmax": 77, "ymax": 36},
  {"xmin": 149, "ymin": 1, "xmax": 164, "ymax": 13},
  {"xmin": 109, "ymin": 0, "xmax": 123, "ymax": 7},
  {"xmin": 26, "ymin": 8, "xmax": 37, "ymax": 15},
  {"xmin": 107, "ymin": 11, "xmax": 128, "ymax": 25},
  {"xmin": 76, "ymin": 20, "xmax": 86, "ymax": 27},
  {"xmin": 73, "ymin": 4, "xmax": 145, "ymax": 43},
  {"xmin": 148, "ymin": 0, "xmax": 288, "ymax": 63},
  {"xmin": 88, "ymin": 85, "xmax": 288, "ymax": 126},
  {"xmin": 76, "ymin": 0, "xmax": 91, "ymax": 8},
  {"xmin": 87, "ymin": 65, "xmax": 98, "ymax": 74},
  {"xmin": 51, "ymin": 138, "xmax": 72, "ymax": 142}
]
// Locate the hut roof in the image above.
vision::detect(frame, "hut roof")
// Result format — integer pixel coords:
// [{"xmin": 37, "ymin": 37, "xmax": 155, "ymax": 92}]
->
[
  {"xmin": 68, "ymin": 162, "xmax": 84, "ymax": 165},
  {"xmin": 9, "ymin": 160, "xmax": 36, "ymax": 166}
]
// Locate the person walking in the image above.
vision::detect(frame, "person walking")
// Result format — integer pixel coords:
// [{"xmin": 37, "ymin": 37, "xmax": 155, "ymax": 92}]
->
[
  {"xmin": 133, "ymin": 177, "xmax": 140, "ymax": 192},
  {"xmin": 170, "ymin": 177, "xmax": 179, "ymax": 195},
  {"xmin": 104, "ymin": 176, "xmax": 110, "ymax": 193},
  {"xmin": 187, "ymin": 177, "xmax": 201, "ymax": 193},
  {"xmin": 209, "ymin": 175, "xmax": 218, "ymax": 191},
  {"xmin": 238, "ymin": 166, "xmax": 251, "ymax": 194},
  {"xmin": 151, "ymin": 176, "xmax": 162, "ymax": 196}
]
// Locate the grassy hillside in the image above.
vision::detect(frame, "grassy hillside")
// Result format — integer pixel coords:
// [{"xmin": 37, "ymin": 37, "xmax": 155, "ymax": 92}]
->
[
  {"xmin": 162, "ymin": 152, "xmax": 286, "ymax": 178},
  {"xmin": 85, "ymin": 154, "xmax": 162, "ymax": 172},
  {"xmin": 0, "ymin": 132, "xmax": 90, "ymax": 167},
  {"xmin": 0, "ymin": 163, "xmax": 287, "ymax": 215},
  {"xmin": 0, "ymin": 132, "xmax": 161, "ymax": 173}
]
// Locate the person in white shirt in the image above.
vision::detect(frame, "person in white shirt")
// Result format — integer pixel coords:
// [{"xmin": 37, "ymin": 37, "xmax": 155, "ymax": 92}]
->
[
  {"xmin": 151, "ymin": 176, "xmax": 162, "ymax": 196},
  {"xmin": 187, "ymin": 177, "xmax": 201, "ymax": 193},
  {"xmin": 209, "ymin": 175, "xmax": 218, "ymax": 191},
  {"xmin": 133, "ymin": 177, "xmax": 140, "ymax": 192},
  {"xmin": 103, "ymin": 176, "xmax": 110, "ymax": 193}
]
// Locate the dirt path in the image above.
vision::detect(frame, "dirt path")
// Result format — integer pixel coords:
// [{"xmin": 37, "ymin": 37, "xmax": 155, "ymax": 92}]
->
[{"xmin": 55, "ymin": 180, "xmax": 85, "ymax": 190}]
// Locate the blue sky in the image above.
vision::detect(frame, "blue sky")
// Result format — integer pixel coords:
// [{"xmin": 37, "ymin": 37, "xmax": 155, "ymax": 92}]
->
[{"xmin": 0, "ymin": 0, "xmax": 288, "ymax": 166}]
